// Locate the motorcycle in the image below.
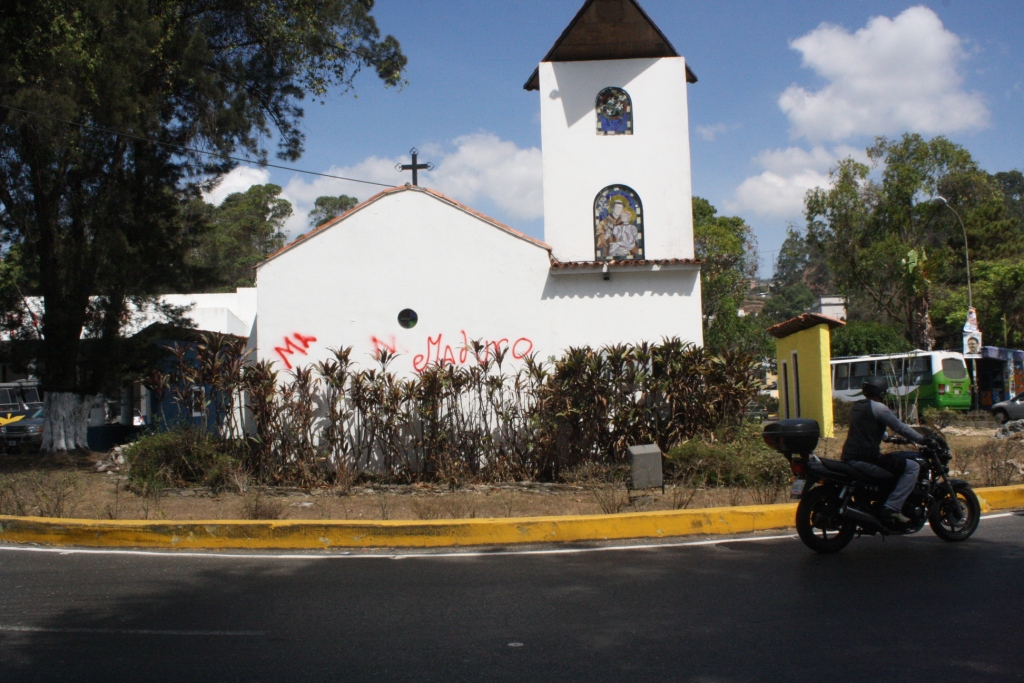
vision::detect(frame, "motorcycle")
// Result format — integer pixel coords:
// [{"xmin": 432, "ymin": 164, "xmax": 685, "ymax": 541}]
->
[{"xmin": 762, "ymin": 418, "xmax": 981, "ymax": 553}]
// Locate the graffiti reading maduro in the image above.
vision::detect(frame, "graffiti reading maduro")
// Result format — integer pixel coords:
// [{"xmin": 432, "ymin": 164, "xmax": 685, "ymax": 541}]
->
[
  {"xmin": 275, "ymin": 332, "xmax": 317, "ymax": 370},
  {"xmin": 409, "ymin": 330, "xmax": 534, "ymax": 373}
]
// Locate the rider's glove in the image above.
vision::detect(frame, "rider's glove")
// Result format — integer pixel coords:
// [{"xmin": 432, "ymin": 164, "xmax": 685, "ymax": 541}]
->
[{"xmin": 922, "ymin": 437, "xmax": 940, "ymax": 450}]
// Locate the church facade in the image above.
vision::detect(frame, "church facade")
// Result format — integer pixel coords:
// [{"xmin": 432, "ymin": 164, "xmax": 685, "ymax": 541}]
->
[{"xmin": 254, "ymin": 0, "xmax": 703, "ymax": 375}]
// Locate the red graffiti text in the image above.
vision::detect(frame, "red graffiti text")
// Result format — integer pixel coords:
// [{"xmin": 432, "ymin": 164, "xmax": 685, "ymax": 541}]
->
[
  {"xmin": 412, "ymin": 330, "xmax": 534, "ymax": 373},
  {"xmin": 275, "ymin": 332, "xmax": 317, "ymax": 370}
]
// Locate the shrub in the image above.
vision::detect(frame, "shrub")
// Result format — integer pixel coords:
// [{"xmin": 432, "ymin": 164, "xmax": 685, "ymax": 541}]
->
[
  {"xmin": 152, "ymin": 336, "xmax": 763, "ymax": 487},
  {"xmin": 665, "ymin": 424, "xmax": 790, "ymax": 503},
  {"xmin": 922, "ymin": 407, "xmax": 958, "ymax": 429},
  {"xmin": 125, "ymin": 426, "xmax": 240, "ymax": 492},
  {"xmin": 0, "ymin": 471, "xmax": 82, "ymax": 518},
  {"xmin": 833, "ymin": 399, "xmax": 853, "ymax": 427},
  {"xmin": 239, "ymin": 490, "xmax": 286, "ymax": 520}
]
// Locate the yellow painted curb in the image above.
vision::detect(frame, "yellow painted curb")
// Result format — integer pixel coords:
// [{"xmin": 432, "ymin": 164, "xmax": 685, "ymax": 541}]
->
[{"xmin": 0, "ymin": 485, "xmax": 1020, "ymax": 550}]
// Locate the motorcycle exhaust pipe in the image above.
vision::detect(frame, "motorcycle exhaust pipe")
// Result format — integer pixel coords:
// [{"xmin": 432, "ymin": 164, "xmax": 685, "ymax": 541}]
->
[{"xmin": 840, "ymin": 505, "xmax": 886, "ymax": 533}]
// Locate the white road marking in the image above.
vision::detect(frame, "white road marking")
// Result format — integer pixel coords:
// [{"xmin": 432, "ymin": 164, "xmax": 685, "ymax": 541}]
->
[
  {"xmin": 0, "ymin": 532, "xmax": 801, "ymax": 560},
  {"xmin": 0, "ymin": 512, "xmax": 1016, "ymax": 561},
  {"xmin": 0, "ymin": 624, "xmax": 264, "ymax": 636}
]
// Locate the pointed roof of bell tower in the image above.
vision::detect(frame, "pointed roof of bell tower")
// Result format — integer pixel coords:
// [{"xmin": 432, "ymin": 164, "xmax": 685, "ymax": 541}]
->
[{"xmin": 524, "ymin": 0, "xmax": 697, "ymax": 91}]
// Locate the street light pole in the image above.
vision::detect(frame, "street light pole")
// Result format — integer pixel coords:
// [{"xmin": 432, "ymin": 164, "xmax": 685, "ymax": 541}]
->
[{"xmin": 933, "ymin": 196, "xmax": 972, "ymax": 309}]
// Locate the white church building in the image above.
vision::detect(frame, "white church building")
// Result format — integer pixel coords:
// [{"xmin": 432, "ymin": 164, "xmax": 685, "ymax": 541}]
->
[{"xmin": 253, "ymin": 0, "xmax": 703, "ymax": 375}]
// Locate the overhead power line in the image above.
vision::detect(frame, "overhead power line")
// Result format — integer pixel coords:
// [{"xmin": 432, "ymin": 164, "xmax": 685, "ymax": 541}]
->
[{"xmin": 0, "ymin": 103, "xmax": 394, "ymax": 188}]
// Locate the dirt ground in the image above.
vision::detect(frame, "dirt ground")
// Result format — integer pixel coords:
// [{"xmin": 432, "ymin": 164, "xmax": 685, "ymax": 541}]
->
[{"xmin": 0, "ymin": 427, "xmax": 1015, "ymax": 521}]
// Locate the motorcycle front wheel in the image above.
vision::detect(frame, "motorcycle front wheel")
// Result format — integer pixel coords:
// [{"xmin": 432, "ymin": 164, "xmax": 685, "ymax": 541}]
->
[
  {"xmin": 929, "ymin": 482, "xmax": 981, "ymax": 542},
  {"xmin": 796, "ymin": 485, "xmax": 856, "ymax": 553}
]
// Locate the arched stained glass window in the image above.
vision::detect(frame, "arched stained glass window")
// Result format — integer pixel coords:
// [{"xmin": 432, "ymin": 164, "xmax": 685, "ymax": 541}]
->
[
  {"xmin": 594, "ymin": 185, "xmax": 644, "ymax": 261},
  {"xmin": 596, "ymin": 87, "xmax": 632, "ymax": 135}
]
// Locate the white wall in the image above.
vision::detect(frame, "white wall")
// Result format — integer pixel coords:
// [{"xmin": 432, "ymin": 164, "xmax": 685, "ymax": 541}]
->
[
  {"xmin": 256, "ymin": 188, "xmax": 703, "ymax": 377},
  {"xmin": 2, "ymin": 288, "xmax": 258, "ymax": 341},
  {"xmin": 539, "ymin": 57, "xmax": 694, "ymax": 263},
  {"xmin": 160, "ymin": 289, "xmax": 257, "ymax": 336}
]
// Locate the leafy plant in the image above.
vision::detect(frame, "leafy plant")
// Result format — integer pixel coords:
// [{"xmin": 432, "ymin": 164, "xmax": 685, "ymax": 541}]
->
[{"xmin": 125, "ymin": 425, "xmax": 239, "ymax": 492}]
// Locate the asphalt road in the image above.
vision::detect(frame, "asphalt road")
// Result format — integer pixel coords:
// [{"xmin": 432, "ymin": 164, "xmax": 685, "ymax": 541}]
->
[{"xmin": 1, "ymin": 513, "xmax": 1023, "ymax": 682}]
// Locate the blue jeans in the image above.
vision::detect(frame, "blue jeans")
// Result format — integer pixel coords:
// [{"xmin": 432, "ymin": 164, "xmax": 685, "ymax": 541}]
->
[{"xmin": 849, "ymin": 455, "xmax": 921, "ymax": 513}]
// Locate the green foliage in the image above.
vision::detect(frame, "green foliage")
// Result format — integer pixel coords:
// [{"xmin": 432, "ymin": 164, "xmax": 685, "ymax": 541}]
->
[
  {"xmin": 805, "ymin": 134, "xmax": 994, "ymax": 349},
  {"xmin": 994, "ymin": 170, "xmax": 1024, "ymax": 229},
  {"xmin": 126, "ymin": 426, "xmax": 239, "ymax": 492},
  {"xmin": 308, "ymin": 194, "xmax": 359, "ymax": 229},
  {"xmin": 831, "ymin": 320, "xmax": 913, "ymax": 357},
  {"xmin": 762, "ymin": 282, "xmax": 815, "ymax": 323},
  {"xmin": 693, "ymin": 197, "xmax": 758, "ymax": 329},
  {"xmin": 933, "ymin": 259, "xmax": 1024, "ymax": 349},
  {"xmin": 832, "ymin": 399, "xmax": 853, "ymax": 428},
  {"xmin": 159, "ymin": 338, "xmax": 763, "ymax": 487},
  {"xmin": 188, "ymin": 184, "xmax": 292, "ymax": 290},
  {"xmin": 702, "ymin": 310, "xmax": 774, "ymax": 360},
  {"xmin": 665, "ymin": 425, "xmax": 791, "ymax": 503},
  {"xmin": 0, "ymin": 0, "xmax": 406, "ymax": 403},
  {"xmin": 772, "ymin": 226, "xmax": 832, "ymax": 295}
]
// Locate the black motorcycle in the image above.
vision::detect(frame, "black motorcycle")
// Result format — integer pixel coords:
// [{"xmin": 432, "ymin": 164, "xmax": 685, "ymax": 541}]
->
[{"xmin": 763, "ymin": 418, "xmax": 981, "ymax": 553}]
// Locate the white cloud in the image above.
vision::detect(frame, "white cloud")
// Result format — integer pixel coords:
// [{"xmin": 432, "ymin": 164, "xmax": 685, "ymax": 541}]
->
[
  {"xmin": 278, "ymin": 133, "xmax": 542, "ymax": 236},
  {"xmin": 430, "ymin": 133, "xmax": 543, "ymax": 221},
  {"xmin": 202, "ymin": 166, "xmax": 271, "ymax": 206},
  {"xmin": 779, "ymin": 6, "xmax": 989, "ymax": 141},
  {"xmin": 696, "ymin": 123, "xmax": 734, "ymax": 142},
  {"xmin": 195, "ymin": 134, "xmax": 542, "ymax": 238},
  {"xmin": 726, "ymin": 145, "xmax": 866, "ymax": 219}
]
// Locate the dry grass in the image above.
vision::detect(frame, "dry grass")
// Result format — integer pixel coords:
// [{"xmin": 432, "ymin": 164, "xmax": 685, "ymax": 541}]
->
[
  {"xmin": 239, "ymin": 490, "xmax": 286, "ymax": 520},
  {"xmin": 0, "ymin": 471, "xmax": 83, "ymax": 518},
  {"xmin": 0, "ymin": 465, "xmax": 811, "ymax": 521},
  {"xmin": 1, "ymin": 427, "xmax": 1017, "ymax": 522}
]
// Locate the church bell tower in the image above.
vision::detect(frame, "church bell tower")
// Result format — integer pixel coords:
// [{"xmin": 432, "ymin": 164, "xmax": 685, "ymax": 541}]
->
[{"xmin": 526, "ymin": 0, "xmax": 698, "ymax": 264}]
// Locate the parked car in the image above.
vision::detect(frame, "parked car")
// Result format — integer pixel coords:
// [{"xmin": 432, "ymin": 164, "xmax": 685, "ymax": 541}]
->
[
  {"xmin": 990, "ymin": 392, "xmax": 1024, "ymax": 424},
  {"xmin": 0, "ymin": 407, "xmax": 44, "ymax": 452}
]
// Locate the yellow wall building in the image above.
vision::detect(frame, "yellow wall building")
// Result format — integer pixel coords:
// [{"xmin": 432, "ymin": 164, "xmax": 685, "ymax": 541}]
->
[{"xmin": 767, "ymin": 313, "xmax": 845, "ymax": 437}]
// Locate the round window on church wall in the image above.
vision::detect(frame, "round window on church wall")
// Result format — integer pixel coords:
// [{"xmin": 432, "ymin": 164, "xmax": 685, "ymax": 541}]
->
[{"xmin": 398, "ymin": 309, "xmax": 418, "ymax": 329}]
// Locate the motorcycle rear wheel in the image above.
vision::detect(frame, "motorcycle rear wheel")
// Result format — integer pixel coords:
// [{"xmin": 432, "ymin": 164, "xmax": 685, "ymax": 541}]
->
[
  {"xmin": 928, "ymin": 482, "xmax": 980, "ymax": 542},
  {"xmin": 796, "ymin": 486, "xmax": 856, "ymax": 553}
]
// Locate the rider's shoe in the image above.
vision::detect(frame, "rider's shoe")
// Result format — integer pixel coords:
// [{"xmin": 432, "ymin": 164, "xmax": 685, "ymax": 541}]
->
[{"xmin": 880, "ymin": 507, "xmax": 911, "ymax": 527}]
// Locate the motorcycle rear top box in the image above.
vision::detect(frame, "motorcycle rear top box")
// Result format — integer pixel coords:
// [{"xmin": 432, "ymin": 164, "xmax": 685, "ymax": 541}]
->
[{"xmin": 763, "ymin": 418, "xmax": 819, "ymax": 456}]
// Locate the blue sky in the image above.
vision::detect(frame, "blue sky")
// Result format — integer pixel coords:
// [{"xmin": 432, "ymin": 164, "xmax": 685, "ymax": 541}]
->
[{"xmin": 208, "ymin": 0, "xmax": 1024, "ymax": 276}]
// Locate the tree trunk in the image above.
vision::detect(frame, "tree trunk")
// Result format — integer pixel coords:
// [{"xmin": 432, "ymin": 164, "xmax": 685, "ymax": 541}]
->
[
  {"xmin": 39, "ymin": 286, "xmax": 92, "ymax": 452},
  {"xmin": 41, "ymin": 392, "xmax": 91, "ymax": 452},
  {"xmin": 911, "ymin": 295, "xmax": 936, "ymax": 351}
]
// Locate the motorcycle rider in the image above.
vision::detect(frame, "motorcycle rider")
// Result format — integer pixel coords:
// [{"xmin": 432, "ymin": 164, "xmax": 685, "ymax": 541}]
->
[{"xmin": 841, "ymin": 376, "xmax": 929, "ymax": 527}]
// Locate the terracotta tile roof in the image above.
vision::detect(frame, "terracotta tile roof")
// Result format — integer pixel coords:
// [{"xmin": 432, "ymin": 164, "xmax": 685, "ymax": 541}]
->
[
  {"xmin": 766, "ymin": 313, "xmax": 846, "ymax": 339},
  {"xmin": 256, "ymin": 185, "xmax": 552, "ymax": 269},
  {"xmin": 549, "ymin": 257, "xmax": 701, "ymax": 270}
]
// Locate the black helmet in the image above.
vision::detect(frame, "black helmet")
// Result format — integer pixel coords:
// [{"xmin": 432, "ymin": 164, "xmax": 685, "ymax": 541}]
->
[{"xmin": 862, "ymin": 376, "xmax": 888, "ymax": 399}]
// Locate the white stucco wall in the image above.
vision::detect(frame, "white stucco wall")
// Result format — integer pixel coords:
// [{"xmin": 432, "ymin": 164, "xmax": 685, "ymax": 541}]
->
[
  {"xmin": 147, "ymin": 288, "xmax": 257, "ymax": 337},
  {"xmin": 539, "ymin": 57, "xmax": 694, "ymax": 263},
  {"xmin": 255, "ymin": 188, "xmax": 703, "ymax": 377},
  {"xmin": 2, "ymin": 288, "xmax": 258, "ymax": 341}
]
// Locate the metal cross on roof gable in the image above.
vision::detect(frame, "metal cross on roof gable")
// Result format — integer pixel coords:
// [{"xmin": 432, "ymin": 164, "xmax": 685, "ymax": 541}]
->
[{"xmin": 396, "ymin": 148, "xmax": 433, "ymax": 186}]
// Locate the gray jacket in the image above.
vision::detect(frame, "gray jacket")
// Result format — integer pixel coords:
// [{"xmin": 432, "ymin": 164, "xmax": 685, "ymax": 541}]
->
[{"xmin": 841, "ymin": 399, "xmax": 925, "ymax": 463}]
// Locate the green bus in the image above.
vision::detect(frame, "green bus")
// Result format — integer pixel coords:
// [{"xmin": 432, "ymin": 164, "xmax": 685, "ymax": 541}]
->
[{"xmin": 831, "ymin": 351, "xmax": 971, "ymax": 410}]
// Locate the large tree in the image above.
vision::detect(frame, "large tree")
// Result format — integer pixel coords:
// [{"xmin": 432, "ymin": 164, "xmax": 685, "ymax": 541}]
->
[
  {"xmin": 190, "ymin": 184, "xmax": 292, "ymax": 291},
  {"xmin": 308, "ymin": 193, "xmax": 359, "ymax": 229},
  {"xmin": 805, "ymin": 134, "xmax": 995, "ymax": 350},
  {"xmin": 0, "ymin": 0, "xmax": 405, "ymax": 450},
  {"xmin": 693, "ymin": 197, "xmax": 758, "ymax": 330},
  {"xmin": 692, "ymin": 197, "xmax": 770, "ymax": 357}
]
